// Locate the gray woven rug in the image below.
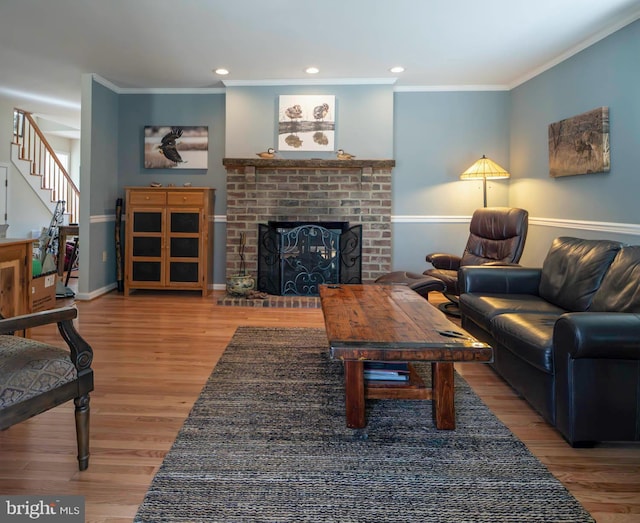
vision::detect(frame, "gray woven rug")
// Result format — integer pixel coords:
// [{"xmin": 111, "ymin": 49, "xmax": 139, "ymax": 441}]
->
[{"xmin": 135, "ymin": 327, "xmax": 593, "ymax": 523}]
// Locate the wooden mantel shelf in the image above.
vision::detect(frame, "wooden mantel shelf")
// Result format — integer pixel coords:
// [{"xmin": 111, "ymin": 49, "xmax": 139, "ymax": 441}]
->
[{"xmin": 222, "ymin": 158, "xmax": 395, "ymax": 170}]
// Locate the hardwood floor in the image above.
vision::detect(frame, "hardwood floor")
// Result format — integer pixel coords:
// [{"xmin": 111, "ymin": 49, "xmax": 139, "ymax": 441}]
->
[{"xmin": 0, "ymin": 289, "xmax": 638, "ymax": 522}]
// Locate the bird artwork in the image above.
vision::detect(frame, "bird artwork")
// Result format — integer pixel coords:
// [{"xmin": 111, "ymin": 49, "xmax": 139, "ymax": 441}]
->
[
  {"xmin": 313, "ymin": 103, "xmax": 330, "ymax": 121},
  {"xmin": 157, "ymin": 127, "xmax": 185, "ymax": 165},
  {"xmin": 284, "ymin": 104, "xmax": 303, "ymax": 121},
  {"xmin": 256, "ymin": 148, "xmax": 277, "ymax": 159},
  {"xmin": 337, "ymin": 149, "xmax": 355, "ymax": 160}
]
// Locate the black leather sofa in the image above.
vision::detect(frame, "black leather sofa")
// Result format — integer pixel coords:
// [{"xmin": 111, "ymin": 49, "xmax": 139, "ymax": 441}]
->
[{"xmin": 458, "ymin": 237, "xmax": 640, "ymax": 446}]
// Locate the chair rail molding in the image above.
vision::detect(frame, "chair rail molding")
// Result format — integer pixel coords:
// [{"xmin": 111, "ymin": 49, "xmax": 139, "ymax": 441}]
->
[
  {"xmin": 391, "ymin": 215, "xmax": 640, "ymax": 236},
  {"xmin": 529, "ymin": 216, "xmax": 640, "ymax": 236}
]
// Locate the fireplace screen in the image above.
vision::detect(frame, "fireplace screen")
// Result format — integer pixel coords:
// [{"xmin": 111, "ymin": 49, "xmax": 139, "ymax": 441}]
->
[{"xmin": 258, "ymin": 221, "xmax": 362, "ymax": 296}]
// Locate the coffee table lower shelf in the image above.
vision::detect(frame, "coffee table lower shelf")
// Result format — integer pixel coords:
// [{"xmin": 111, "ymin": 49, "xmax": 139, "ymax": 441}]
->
[
  {"xmin": 365, "ymin": 364, "xmax": 432, "ymax": 400},
  {"xmin": 345, "ymin": 360, "xmax": 455, "ymax": 430}
]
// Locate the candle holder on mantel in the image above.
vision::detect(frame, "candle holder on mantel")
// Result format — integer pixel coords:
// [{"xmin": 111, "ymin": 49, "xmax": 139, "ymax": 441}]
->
[{"xmin": 226, "ymin": 232, "xmax": 255, "ymax": 296}]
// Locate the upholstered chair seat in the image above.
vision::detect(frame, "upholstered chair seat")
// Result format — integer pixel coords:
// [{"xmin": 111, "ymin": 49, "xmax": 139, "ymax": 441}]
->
[{"xmin": 0, "ymin": 307, "xmax": 94, "ymax": 470}]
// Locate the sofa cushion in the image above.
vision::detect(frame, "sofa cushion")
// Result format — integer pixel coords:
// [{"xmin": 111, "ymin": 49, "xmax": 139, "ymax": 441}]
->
[
  {"xmin": 491, "ymin": 313, "xmax": 559, "ymax": 374},
  {"xmin": 460, "ymin": 293, "xmax": 565, "ymax": 333},
  {"xmin": 538, "ymin": 237, "xmax": 623, "ymax": 312},
  {"xmin": 591, "ymin": 246, "xmax": 640, "ymax": 313}
]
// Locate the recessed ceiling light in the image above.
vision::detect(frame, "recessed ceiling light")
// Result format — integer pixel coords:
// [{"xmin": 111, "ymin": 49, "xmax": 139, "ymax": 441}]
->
[
  {"xmin": 390, "ymin": 66, "xmax": 405, "ymax": 73},
  {"xmin": 214, "ymin": 68, "xmax": 229, "ymax": 75},
  {"xmin": 305, "ymin": 67, "xmax": 320, "ymax": 74}
]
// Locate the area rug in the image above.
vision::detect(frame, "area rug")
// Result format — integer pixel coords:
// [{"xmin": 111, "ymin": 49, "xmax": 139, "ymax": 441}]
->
[{"xmin": 135, "ymin": 327, "xmax": 594, "ymax": 523}]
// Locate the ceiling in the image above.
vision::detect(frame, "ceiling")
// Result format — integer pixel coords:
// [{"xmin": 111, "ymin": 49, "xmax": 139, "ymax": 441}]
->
[{"xmin": 1, "ymin": 0, "xmax": 639, "ymax": 133}]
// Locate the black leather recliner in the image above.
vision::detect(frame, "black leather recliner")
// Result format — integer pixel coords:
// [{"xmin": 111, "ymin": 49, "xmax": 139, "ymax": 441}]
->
[{"xmin": 424, "ymin": 207, "xmax": 529, "ymax": 313}]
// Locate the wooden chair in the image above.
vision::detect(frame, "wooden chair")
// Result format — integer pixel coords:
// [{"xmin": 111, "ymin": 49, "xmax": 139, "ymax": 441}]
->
[{"xmin": 0, "ymin": 307, "xmax": 94, "ymax": 470}]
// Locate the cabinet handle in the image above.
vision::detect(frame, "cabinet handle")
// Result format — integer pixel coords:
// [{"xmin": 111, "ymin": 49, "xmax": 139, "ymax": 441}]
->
[
  {"xmin": 145, "ymin": 196, "xmax": 150, "ymax": 200},
  {"xmin": 183, "ymin": 196, "xmax": 187, "ymax": 201}
]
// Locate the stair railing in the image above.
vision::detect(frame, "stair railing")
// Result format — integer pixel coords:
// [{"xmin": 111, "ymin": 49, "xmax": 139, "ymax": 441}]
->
[{"xmin": 12, "ymin": 109, "xmax": 79, "ymax": 224}]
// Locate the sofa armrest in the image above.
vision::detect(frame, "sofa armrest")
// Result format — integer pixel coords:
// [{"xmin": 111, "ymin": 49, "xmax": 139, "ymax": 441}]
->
[
  {"xmin": 459, "ymin": 266, "xmax": 542, "ymax": 295},
  {"xmin": 426, "ymin": 253, "xmax": 461, "ymax": 270},
  {"xmin": 554, "ymin": 313, "xmax": 640, "ymax": 360}
]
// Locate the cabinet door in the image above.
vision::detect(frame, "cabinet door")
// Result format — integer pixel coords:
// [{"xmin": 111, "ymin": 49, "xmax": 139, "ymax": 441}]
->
[
  {"xmin": 129, "ymin": 207, "xmax": 165, "ymax": 284},
  {"xmin": 166, "ymin": 208, "xmax": 202, "ymax": 285},
  {"xmin": 0, "ymin": 242, "xmax": 31, "ymax": 336},
  {"xmin": 0, "ymin": 259, "xmax": 22, "ymax": 318}
]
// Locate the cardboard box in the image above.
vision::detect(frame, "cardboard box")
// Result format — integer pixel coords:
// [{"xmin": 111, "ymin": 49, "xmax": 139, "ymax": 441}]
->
[{"xmin": 32, "ymin": 272, "xmax": 57, "ymax": 312}]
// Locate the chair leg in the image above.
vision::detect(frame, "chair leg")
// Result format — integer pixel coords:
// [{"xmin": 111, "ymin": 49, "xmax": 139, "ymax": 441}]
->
[{"xmin": 74, "ymin": 394, "xmax": 91, "ymax": 471}]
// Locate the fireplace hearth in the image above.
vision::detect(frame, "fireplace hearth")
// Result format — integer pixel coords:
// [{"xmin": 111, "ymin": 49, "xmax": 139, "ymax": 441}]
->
[{"xmin": 258, "ymin": 221, "xmax": 362, "ymax": 296}]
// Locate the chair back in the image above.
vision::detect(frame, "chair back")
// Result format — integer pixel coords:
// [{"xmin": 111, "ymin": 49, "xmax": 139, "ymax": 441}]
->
[{"xmin": 461, "ymin": 207, "xmax": 528, "ymax": 266}]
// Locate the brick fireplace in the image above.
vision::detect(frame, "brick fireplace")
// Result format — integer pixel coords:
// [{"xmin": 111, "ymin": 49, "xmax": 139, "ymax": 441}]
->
[{"xmin": 222, "ymin": 158, "xmax": 395, "ymax": 296}]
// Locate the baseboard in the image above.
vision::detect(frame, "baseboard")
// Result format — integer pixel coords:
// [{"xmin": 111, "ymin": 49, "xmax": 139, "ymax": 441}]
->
[{"xmin": 75, "ymin": 282, "xmax": 118, "ymax": 301}]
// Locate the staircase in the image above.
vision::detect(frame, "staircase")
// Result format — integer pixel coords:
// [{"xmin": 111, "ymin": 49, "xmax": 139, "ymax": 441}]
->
[{"xmin": 11, "ymin": 109, "xmax": 79, "ymax": 224}]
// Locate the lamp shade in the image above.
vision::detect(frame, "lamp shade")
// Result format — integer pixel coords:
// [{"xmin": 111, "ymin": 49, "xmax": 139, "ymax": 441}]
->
[
  {"xmin": 460, "ymin": 155, "xmax": 510, "ymax": 207},
  {"xmin": 460, "ymin": 155, "xmax": 510, "ymax": 180}
]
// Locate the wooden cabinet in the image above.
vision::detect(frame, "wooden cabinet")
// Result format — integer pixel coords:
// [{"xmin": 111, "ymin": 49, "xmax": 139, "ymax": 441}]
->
[
  {"xmin": 0, "ymin": 238, "xmax": 35, "ymax": 336},
  {"xmin": 124, "ymin": 187, "xmax": 214, "ymax": 296}
]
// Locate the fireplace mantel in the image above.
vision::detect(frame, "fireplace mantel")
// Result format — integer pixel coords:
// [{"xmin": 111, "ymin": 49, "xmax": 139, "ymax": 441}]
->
[{"xmin": 223, "ymin": 158, "xmax": 395, "ymax": 171}]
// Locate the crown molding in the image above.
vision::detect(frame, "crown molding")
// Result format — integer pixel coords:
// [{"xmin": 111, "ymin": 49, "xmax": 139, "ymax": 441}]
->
[
  {"xmin": 509, "ymin": 7, "xmax": 640, "ymax": 89},
  {"xmin": 92, "ymin": 73, "xmax": 396, "ymax": 91},
  {"xmin": 394, "ymin": 85, "xmax": 509, "ymax": 93},
  {"xmin": 116, "ymin": 87, "xmax": 226, "ymax": 94},
  {"xmin": 91, "ymin": 74, "xmax": 121, "ymax": 92},
  {"xmin": 222, "ymin": 78, "xmax": 397, "ymax": 87},
  {"xmin": 91, "ymin": 74, "xmax": 225, "ymax": 94}
]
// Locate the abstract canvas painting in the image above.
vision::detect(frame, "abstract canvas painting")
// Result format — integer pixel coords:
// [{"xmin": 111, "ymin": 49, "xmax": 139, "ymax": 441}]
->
[
  {"xmin": 278, "ymin": 95, "xmax": 335, "ymax": 151},
  {"xmin": 144, "ymin": 126, "xmax": 208, "ymax": 169},
  {"xmin": 548, "ymin": 107, "xmax": 610, "ymax": 177}
]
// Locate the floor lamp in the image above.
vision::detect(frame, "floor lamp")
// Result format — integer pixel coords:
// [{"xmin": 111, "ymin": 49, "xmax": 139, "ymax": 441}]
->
[{"xmin": 460, "ymin": 155, "xmax": 510, "ymax": 207}]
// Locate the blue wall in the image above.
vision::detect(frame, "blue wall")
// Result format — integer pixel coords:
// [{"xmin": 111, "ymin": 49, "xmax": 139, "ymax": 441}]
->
[
  {"xmin": 390, "ymin": 90, "xmax": 510, "ymax": 273},
  {"xmin": 80, "ymin": 19, "xmax": 640, "ymax": 294},
  {"xmin": 80, "ymin": 79, "xmax": 119, "ymax": 296},
  {"xmin": 117, "ymin": 93, "xmax": 226, "ymax": 191},
  {"xmin": 117, "ymin": 92, "xmax": 227, "ymax": 285},
  {"xmin": 225, "ymin": 84, "xmax": 395, "ymax": 159},
  {"xmin": 111, "ymin": 85, "xmax": 395, "ymax": 289},
  {"xmin": 510, "ymin": 18, "xmax": 640, "ymax": 265}
]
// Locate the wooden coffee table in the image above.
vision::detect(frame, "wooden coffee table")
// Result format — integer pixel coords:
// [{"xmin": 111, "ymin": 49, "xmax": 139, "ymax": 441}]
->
[{"xmin": 319, "ymin": 284, "xmax": 493, "ymax": 430}]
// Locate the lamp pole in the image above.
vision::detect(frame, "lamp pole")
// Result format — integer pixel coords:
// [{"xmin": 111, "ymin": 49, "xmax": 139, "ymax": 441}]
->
[{"xmin": 482, "ymin": 176, "xmax": 487, "ymax": 208}]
